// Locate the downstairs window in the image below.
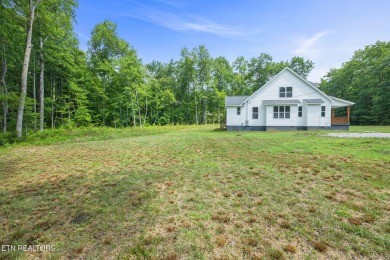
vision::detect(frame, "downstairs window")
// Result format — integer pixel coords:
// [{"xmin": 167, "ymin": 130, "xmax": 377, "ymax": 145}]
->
[{"xmin": 273, "ymin": 106, "xmax": 290, "ymax": 119}]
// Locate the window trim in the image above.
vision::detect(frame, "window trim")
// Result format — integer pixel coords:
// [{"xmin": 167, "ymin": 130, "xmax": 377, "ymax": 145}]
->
[
  {"xmin": 321, "ymin": 106, "xmax": 326, "ymax": 117},
  {"xmin": 279, "ymin": 87, "xmax": 286, "ymax": 98},
  {"xmin": 286, "ymin": 87, "xmax": 293, "ymax": 98},
  {"xmin": 273, "ymin": 106, "xmax": 291, "ymax": 119},
  {"xmin": 298, "ymin": 106, "xmax": 302, "ymax": 117},
  {"xmin": 252, "ymin": 107, "xmax": 259, "ymax": 119},
  {"xmin": 279, "ymin": 87, "xmax": 293, "ymax": 98}
]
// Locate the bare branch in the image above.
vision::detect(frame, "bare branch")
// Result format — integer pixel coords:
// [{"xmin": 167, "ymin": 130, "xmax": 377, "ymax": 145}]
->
[{"xmin": 44, "ymin": 35, "xmax": 50, "ymax": 43}]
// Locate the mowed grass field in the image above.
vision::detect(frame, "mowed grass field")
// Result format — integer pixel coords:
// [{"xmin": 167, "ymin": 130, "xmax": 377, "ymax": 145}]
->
[{"xmin": 0, "ymin": 126, "xmax": 389, "ymax": 259}]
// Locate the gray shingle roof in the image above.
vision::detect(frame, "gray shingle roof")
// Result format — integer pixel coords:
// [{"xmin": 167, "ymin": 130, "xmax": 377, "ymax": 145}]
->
[
  {"xmin": 303, "ymin": 99, "xmax": 325, "ymax": 104},
  {"xmin": 225, "ymin": 96, "xmax": 250, "ymax": 106},
  {"xmin": 308, "ymin": 81, "xmax": 320, "ymax": 88},
  {"xmin": 263, "ymin": 99, "xmax": 301, "ymax": 105}
]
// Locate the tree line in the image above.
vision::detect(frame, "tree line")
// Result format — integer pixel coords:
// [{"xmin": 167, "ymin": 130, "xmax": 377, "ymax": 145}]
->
[
  {"xmin": 320, "ymin": 41, "xmax": 390, "ymax": 125},
  {"xmin": 1, "ymin": 1, "xmax": 388, "ymax": 140}
]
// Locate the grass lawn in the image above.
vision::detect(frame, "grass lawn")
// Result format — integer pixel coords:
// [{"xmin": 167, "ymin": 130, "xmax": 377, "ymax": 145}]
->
[{"xmin": 0, "ymin": 125, "xmax": 389, "ymax": 259}]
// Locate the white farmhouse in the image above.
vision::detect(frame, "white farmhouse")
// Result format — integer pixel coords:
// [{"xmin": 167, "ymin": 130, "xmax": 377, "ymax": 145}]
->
[{"xmin": 225, "ymin": 67, "xmax": 354, "ymax": 131}]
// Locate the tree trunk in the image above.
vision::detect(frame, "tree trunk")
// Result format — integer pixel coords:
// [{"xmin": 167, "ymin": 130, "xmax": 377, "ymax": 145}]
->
[
  {"xmin": 16, "ymin": 0, "xmax": 43, "ymax": 138},
  {"xmin": 144, "ymin": 96, "xmax": 148, "ymax": 126},
  {"xmin": 51, "ymin": 77, "xmax": 55, "ymax": 129},
  {"xmin": 102, "ymin": 75, "xmax": 106, "ymax": 126},
  {"xmin": 217, "ymin": 106, "xmax": 220, "ymax": 123},
  {"xmin": 136, "ymin": 90, "xmax": 142, "ymax": 128},
  {"xmin": 131, "ymin": 94, "xmax": 136, "ymax": 127},
  {"xmin": 33, "ymin": 58, "xmax": 36, "ymax": 131},
  {"xmin": 126, "ymin": 106, "xmax": 129, "ymax": 127},
  {"xmin": 204, "ymin": 99, "xmax": 207, "ymax": 125},
  {"xmin": 1, "ymin": 45, "xmax": 8, "ymax": 133},
  {"xmin": 195, "ymin": 96, "xmax": 198, "ymax": 125},
  {"xmin": 39, "ymin": 36, "xmax": 48, "ymax": 132}
]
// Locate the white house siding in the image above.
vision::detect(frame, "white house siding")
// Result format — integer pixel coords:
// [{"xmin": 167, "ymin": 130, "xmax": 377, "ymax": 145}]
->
[
  {"xmin": 245, "ymin": 69, "xmax": 331, "ymax": 128},
  {"xmin": 265, "ymin": 105, "xmax": 298, "ymax": 126},
  {"xmin": 247, "ymin": 102, "xmax": 266, "ymax": 126},
  {"xmin": 320, "ymin": 105, "xmax": 332, "ymax": 127},
  {"xmin": 226, "ymin": 107, "xmax": 244, "ymax": 126},
  {"xmin": 297, "ymin": 104, "xmax": 305, "ymax": 127},
  {"xmin": 305, "ymin": 103, "xmax": 332, "ymax": 127},
  {"xmin": 306, "ymin": 104, "xmax": 321, "ymax": 126},
  {"xmin": 249, "ymin": 70, "xmax": 330, "ymax": 102},
  {"xmin": 225, "ymin": 67, "xmax": 353, "ymax": 131}
]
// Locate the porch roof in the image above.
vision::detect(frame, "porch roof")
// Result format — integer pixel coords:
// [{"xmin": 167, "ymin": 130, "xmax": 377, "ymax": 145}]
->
[
  {"xmin": 225, "ymin": 96, "xmax": 250, "ymax": 106},
  {"xmin": 263, "ymin": 99, "xmax": 301, "ymax": 105},
  {"xmin": 303, "ymin": 99, "xmax": 325, "ymax": 104},
  {"xmin": 330, "ymin": 96, "xmax": 355, "ymax": 108}
]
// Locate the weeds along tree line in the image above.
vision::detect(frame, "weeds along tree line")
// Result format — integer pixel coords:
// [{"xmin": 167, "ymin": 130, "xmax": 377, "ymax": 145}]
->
[{"xmin": 1, "ymin": 1, "xmax": 389, "ymax": 139}]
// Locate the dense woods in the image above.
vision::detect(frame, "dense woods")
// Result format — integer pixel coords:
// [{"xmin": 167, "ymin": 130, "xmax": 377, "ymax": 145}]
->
[
  {"xmin": 320, "ymin": 41, "xmax": 390, "ymax": 125},
  {"xmin": 1, "ymin": 2, "xmax": 389, "ymax": 139}
]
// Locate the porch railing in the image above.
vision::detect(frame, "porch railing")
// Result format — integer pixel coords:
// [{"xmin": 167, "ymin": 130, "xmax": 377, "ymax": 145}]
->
[{"xmin": 332, "ymin": 116, "xmax": 348, "ymax": 124}]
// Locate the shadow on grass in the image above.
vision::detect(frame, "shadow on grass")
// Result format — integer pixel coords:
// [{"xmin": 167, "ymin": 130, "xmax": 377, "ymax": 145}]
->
[{"xmin": 0, "ymin": 169, "xmax": 159, "ymax": 258}]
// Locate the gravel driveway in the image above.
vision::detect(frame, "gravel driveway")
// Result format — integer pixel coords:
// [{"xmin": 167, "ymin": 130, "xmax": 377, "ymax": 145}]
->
[{"xmin": 326, "ymin": 133, "xmax": 390, "ymax": 138}]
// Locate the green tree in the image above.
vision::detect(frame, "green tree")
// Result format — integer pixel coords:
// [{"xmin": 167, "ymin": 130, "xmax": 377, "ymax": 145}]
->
[
  {"xmin": 87, "ymin": 20, "xmax": 129, "ymax": 126},
  {"xmin": 321, "ymin": 41, "xmax": 390, "ymax": 125}
]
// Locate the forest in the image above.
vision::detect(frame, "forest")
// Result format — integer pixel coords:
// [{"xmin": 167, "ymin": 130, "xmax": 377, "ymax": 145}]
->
[{"xmin": 1, "ymin": 1, "xmax": 389, "ymax": 139}]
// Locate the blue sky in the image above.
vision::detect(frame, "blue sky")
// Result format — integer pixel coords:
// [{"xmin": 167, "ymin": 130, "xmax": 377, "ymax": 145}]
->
[{"xmin": 75, "ymin": 0, "xmax": 390, "ymax": 82}]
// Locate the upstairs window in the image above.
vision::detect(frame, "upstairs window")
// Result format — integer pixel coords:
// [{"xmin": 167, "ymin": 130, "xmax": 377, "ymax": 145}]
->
[
  {"xmin": 279, "ymin": 87, "xmax": 293, "ymax": 98},
  {"xmin": 237, "ymin": 107, "xmax": 241, "ymax": 115},
  {"xmin": 252, "ymin": 107, "xmax": 258, "ymax": 119},
  {"xmin": 273, "ymin": 106, "xmax": 290, "ymax": 119},
  {"xmin": 321, "ymin": 106, "xmax": 326, "ymax": 117},
  {"xmin": 298, "ymin": 106, "xmax": 303, "ymax": 117}
]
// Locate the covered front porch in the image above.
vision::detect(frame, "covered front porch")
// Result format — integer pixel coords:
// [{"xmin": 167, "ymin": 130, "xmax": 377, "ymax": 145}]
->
[
  {"xmin": 331, "ymin": 105, "xmax": 350, "ymax": 125},
  {"xmin": 329, "ymin": 96, "xmax": 354, "ymax": 130}
]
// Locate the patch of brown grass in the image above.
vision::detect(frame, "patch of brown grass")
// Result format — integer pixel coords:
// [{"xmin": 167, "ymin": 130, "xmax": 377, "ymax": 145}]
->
[
  {"xmin": 234, "ymin": 222, "xmax": 243, "ymax": 228},
  {"xmin": 181, "ymin": 220, "xmax": 192, "ymax": 228},
  {"xmin": 361, "ymin": 214, "xmax": 375, "ymax": 223},
  {"xmin": 243, "ymin": 237, "xmax": 258, "ymax": 247},
  {"xmin": 215, "ymin": 235, "xmax": 227, "ymax": 247},
  {"xmin": 313, "ymin": 241, "xmax": 327, "ymax": 252},
  {"xmin": 324, "ymin": 192, "xmax": 336, "ymax": 200},
  {"xmin": 165, "ymin": 224, "xmax": 176, "ymax": 232},
  {"xmin": 280, "ymin": 220, "xmax": 291, "ymax": 229},
  {"xmin": 163, "ymin": 251, "xmax": 178, "ymax": 260},
  {"xmin": 103, "ymin": 234, "xmax": 113, "ymax": 245},
  {"xmin": 267, "ymin": 247, "xmax": 284, "ymax": 259},
  {"xmin": 73, "ymin": 245, "xmax": 84, "ymax": 254},
  {"xmin": 283, "ymin": 244, "xmax": 296, "ymax": 253},
  {"xmin": 348, "ymin": 217, "xmax": 362, "ymax": 225},
  {"xmin": 247, "ymin": 216, "xmax": 257, "ymax": 224},
  {"xmin": 212, "ymin": 212, "xmax": 231, "ymax": 223},
  {"xmin": 143, "ymin": 236, "xmax": 153, "ymax": 246},
  {"xmin": 216, "ymin": 225, "xmax": 225, "ymax": 234}
]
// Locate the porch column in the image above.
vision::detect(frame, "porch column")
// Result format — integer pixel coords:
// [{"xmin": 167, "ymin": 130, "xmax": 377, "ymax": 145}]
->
[
  {"xmin": 347, "ymin": 105, "xmax": 350, "ymax": 124},
  {"xmin": 331, "ymin": 108, "xmax": 334, "ymax": 124}
]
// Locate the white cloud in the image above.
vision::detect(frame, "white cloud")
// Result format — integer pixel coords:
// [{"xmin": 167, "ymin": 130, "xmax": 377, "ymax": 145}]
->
[
  {"xmin": 122, "ymin": 3, "xmax": 248, "ymax": 38},
  {"xmin": 293, "ymin": 31, "xmax": 331, "ymax": 56}
]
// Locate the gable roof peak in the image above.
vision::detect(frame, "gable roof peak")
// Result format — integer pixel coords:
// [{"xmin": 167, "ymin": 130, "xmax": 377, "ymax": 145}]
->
[{"xmin": 240, "ymin": 67, "xmax": 332, "ymax": 105}]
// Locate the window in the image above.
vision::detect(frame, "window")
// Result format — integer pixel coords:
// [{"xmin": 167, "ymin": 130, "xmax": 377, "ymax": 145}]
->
[
  {"xmin": 279, "ymin": 87, "xmax": 285, "ymax": 98},
  {"xmin": 252, "ymin": 107, "xmax": 258, "ymax": 119},
  {"xmin": 279, "ymin": 87, "xmax": 293, "ymax": 98},
  {"xmin": 286, "ymin": 87, "xmax": 293, "ymax": 97},
  {"xmin": 298, "ymin": 106, "xmax": 302, "ymax": 117},
  {"xmin": 321, "ymin": 106, "xmax": 326, "ymax": 117},
  {"xmin": 273, "ymin": 106, "xmax": 290, "ymax": 119},
  {"xmin": 237, "ymin": 107, "xmax": 241, "ymax": 115}
]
